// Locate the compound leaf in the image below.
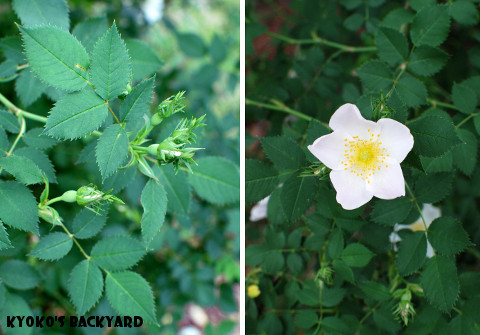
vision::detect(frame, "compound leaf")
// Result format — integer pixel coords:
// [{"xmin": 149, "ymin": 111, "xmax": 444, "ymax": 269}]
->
[
  {"xmin": 68, "ymin": 260, "xmax": 103, "ymax": 315},
  {"xmin": 29, "ymin": 232, "xmax": 73, "ymax": 260},
  {"xmin": 91, "ymin": 235, "xmax": 146, "ymax": 271},
  {"xmin": 90, "ymin": 22, "xmax": 131, "ymax": 100},
  {"xmin": 140, "ymin": 180, "xmax": 167, "ymax": 245},
  {"xmin": 106, "ymin": 271, "xmax": 157, "ymax": 324},
  {"xmin": 15, "ymin": 147, "xmax": 57, "ymax": 183},
  {"xmin": 96, "ymin": 124, "xmax": 129, "ymax": 180},
  {"xmin": 18, "ymin": 25, "xmax": 89, "ymax": 92},
  {"xmin": 45, "ymin": 87, "xmax": 108, "ymax": 139},
  {"xmin": 396, "ymin": 74, "xmax": 427, "ymax": 107},
  {"xmin": 452, "ymin": 82, "xmax": 477, "ymax": 115},
  {"xmin": 452, "ymin": 129, "xmax": 478, "ymax": 175}
]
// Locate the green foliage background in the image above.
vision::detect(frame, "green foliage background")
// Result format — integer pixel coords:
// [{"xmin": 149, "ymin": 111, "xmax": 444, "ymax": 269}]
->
[
  {"xmin": 0, "ymin": 0, "xmax": 239, "ymax": 334},
  {"xmin": 246, "ymin": 0, "xmax": 480, "ymax": 334}
]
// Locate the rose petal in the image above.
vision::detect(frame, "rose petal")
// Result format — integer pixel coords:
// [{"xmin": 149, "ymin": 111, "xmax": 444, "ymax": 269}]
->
[
  {"xmin": 249, "ymin": 196, "xmax": 270, "ymax": 222},
  {"xmin": 426, "ymin": 241, "xmax": 435, "ymax": 258},
  {"xmin": 329, "ymin": 103, "xmax": 379, "ymax": 138},
  {"xmin": 367, "ymin": 159, "xmax": 405, "ymax": 199},
  {"xmin": 308, "ymin": 131, "xmax": 349, "ymax": 170},
  {"xmin": 377, "ymin": 118, "xmax": 414, "ymax": 163},
  {"xmin": 421, "ymin": 204, "xmax": 441, "ymax": 226},
  {"xmin": 330, "ymin": 170, "xmax": 373, "ymax": 210}
]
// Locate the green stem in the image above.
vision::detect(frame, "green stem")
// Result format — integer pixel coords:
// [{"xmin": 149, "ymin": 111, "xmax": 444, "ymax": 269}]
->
[
  {"xmin": 44, "ymin": 196, "xmax": 64, "ymax": 206},
  {"xmin": 266, "ymin": 31, "xmax": 377, "ymax": 53},
  {"xmin": 59, "ymin": 223, "xmax": 91, "ymax": 261},
  {"xmin": 246, "ymin": 98, "xmax": 314, "ymax": 122},
  {"xmin": 405, "ymin": 181, "xmax": 428, "ymax": 231},
  {"xmin": 456, "ymin": 112, "xmax": 478, "ymax": 129},
  {"xmin": 467, "ymin": 247, "xmax": 480, "ymax": 259},
  {"xmin": 428, "ymin": 98, "xmax": 458, "ymax": 111},
  {"xmin": 107, "ymin": 101, "xmax": 122, "ymax": 124}
]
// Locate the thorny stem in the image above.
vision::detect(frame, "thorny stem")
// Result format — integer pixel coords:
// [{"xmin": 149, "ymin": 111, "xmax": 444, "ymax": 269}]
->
[
  {"xmin": 405, "ymin": 181, "xmax": 429, "ymax": 232},
  {"xmin": 107, "ymin": 101, "xmax": 122, "ymax": 124},
  {"xmin": 266, "ymin": 31, "xmax": 377, "ymax": 53}
]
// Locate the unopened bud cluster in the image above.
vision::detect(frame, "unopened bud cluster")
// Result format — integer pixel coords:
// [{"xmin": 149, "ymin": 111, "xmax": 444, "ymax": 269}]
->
[{"xmin": 61, "ymin": 185, "xmax": 124, "ymax": 214}]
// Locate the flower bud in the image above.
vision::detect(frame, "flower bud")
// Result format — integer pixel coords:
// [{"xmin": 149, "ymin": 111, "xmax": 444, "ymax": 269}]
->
[
  {"xmin": 60, "ymin": 190, "xmax": 77, "ymax": 203},
  {"xmin": 76, "ymin": 186, "xmax": 103, "ymax": 206},
  {"xmin": 38, "ymin": 206, "xmax": 63, "ymax": 226},
  {"xmin": 247, "ymin": 285, "xmax": 261, "ymax": 299}
]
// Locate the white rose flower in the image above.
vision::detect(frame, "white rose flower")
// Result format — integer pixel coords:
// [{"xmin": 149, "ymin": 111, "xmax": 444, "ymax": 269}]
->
[
  {"xmin": 389, "ymin": 203, "xmax": 441, "ymax": 258},
  {"xmin": 308, "ymin": 103, "xmax": 414, "ymax": 210}
]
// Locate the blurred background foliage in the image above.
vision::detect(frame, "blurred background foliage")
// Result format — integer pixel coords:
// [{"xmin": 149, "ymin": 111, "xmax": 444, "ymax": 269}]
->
[{"xmin": 0, "ymin": 0, "xmax": 239, "ymax": 334}]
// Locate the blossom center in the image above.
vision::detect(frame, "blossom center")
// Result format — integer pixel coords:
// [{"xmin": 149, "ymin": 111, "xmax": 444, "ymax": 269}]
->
[{"xmin": 341, "ymin": 130, "xmax": 389, "ymax": 183}]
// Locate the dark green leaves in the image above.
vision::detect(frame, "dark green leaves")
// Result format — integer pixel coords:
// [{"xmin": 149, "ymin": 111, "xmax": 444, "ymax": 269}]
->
[
  {"xmin": 421, "ymin": 255, "xmax": 459, "ymax": 313},
  {"xmin": 119, "ymin": 77, "xmax": 154, "ymax": 122},
  {"xmin": 45, "ymin": 88, "xmax": 108, "ymax": 139},
  {"xmin": 428, "ymin": 217, "xmax": 472, "ymax": 256},
  {"xmin": 72, "ymin": 208, "xmax": 107, "ymax": 239},
  {"xmin": 19, "ymin": 25, "xmax": 89, "ymax": 91},
  {"xmin": 96, "ymin": 124, "xmax": 129, "ymax": 180},
  {"xmin": 140, "ymin": 180, "xmax": 167, "ymax": 245},
  {"xmin": 246, "ymin": 159, "xmax": 278, "ymax": 203},
  {"xmin": 0, "ymin": 181, "xmax": 38, "ymax": 234},
  {"xmin": 68, "ymin": 260, "xmax": 103, "ymax": 315},
  {"xmin": 189, "ymin": 157, "xmax": 240, "ymax": 205},
  {"xmin": 90, "ymin": 23, "xmax": 131, "ymax": 100},
  {"xmin": 29, "ymin": 232, "xmax": 73, "ymax": 260},
  {"xmin": 91, "ymin": 236, "xmax": 146, "ymax": 271},
  {"xmin": 0, "ymin": 155, "xmax": 43, "ymax": 185},
  {"xmin": 409, "ymin": 46, "xmax": 449, "ymax": 76},
  {"xmin": 449, "ymin": 1, "xmax": 479, "ymax": 26},
  {"xmin": 106, "ymin": 271, "xmax": 157, "ymax": 324},
  {"xmin": 280, "ymin": 174, "xmax": 318, "ymax": 222},
  {"xmin": 261, "ymin": 136, "xmax": 306, "ymax": 170},
  {"xmin": 409, "ymin": 114, "xmax": 461, "ymax": 157},
  {"xmin": 415, "ymin": 172, "xmax": 453, "ymax": 203},
  {"xmin": 371, "ymin": 197, "xmax": 413, "ymax": 226},
  {"xmin": 453, "ymin": 129, "xmax": 478, "ymax": 175},
  {"xmin": 357, "ymin": 60, "xmax": 393, "ymax": 91},
  {"xmin": 410, "ymin": 6, "xmax": 451, "ymax": 47},
  {"xmin": 341, "ymin": 243, "xmax": 375, "ymax": 267},
  {"xmin": 0, "ymin": 260, "xmax": 40, "ymax": 290},
  {"xmin": 396, "ymin": 74, "xmax": 427, "ymax": 107},
  {"xmin": 452, "ymin": 83, "xmax": 477, "ymax": 115},
  {"xmin": 375, "ymin": 27, "xmax": 408, "ymax": 66},
  {"xmin": 397, "ymin": 231, "xmax": 427, "ymax": 276},
  {"xmin": 155, "ymin": 165, "xmax": 191, "ymax": 215}
]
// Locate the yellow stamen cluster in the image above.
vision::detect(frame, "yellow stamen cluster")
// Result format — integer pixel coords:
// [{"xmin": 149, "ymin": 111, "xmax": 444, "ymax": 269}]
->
[{"xmin": 341, "ymin": 129, "xmax": 389, "ymax": 183}]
